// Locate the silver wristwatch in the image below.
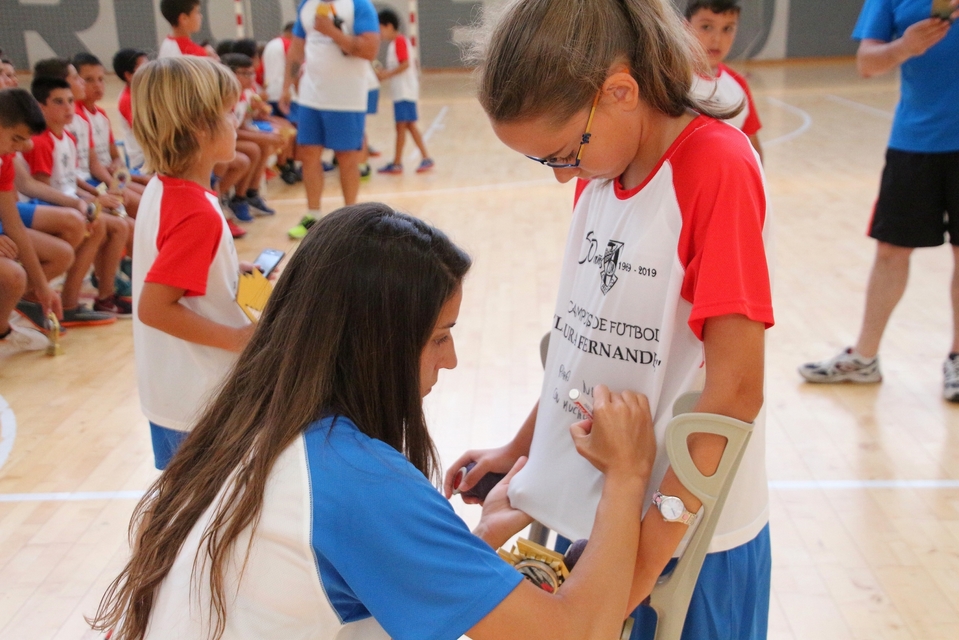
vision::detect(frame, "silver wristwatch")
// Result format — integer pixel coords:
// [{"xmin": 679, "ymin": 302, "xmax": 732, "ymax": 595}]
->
[{"xmin": 652, "ymin": 491, "xmax": 697, "ymax": 525}]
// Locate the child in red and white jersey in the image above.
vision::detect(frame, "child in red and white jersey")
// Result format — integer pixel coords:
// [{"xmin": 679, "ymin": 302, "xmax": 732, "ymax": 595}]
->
[
  {"xmin": 447, "ymin": 1, "xmax": 773, "ymax": 639},
  {"xmin": 113, "ymin": 49, "xmax": 149, "ymax": 172},
  {"xmin": 130, "ymin": 57, "xmax": 254, "ymax": 469},
  {"xmin": 686, "ymin": 0, "xmax": 763, "ymax": 161},
  {"xmin": 21, "ymin": 76, "xmax": 130, "ymax": 324},
  {"xmin": 157, "ymin": 0, "xmax": 218, "ymax": 59}
]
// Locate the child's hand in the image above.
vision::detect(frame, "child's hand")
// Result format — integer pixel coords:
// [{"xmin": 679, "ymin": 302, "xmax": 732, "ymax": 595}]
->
[
  {"xmin": 96, "ymin": 193, "xmax": 123, "ymax": 211},
  {"xmin": 0, "ymin": 234, "xmax": 18, "ymax": 259},
  {"xmin": 474, "ymin": 457, "xmax": 534, "ymax": 549},
  {"xmin": 375, "ymin": 69, "xmax": 388, "ymax": 81},
  {"xmin": 314, "ymin": 14, "xmax": 339, "ymax": 37}
]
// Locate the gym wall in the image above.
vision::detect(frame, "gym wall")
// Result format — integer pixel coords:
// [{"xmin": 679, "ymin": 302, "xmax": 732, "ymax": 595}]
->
[{"xmin": 0, "ymin": 0, "xmax": 868, "ymax": 71}]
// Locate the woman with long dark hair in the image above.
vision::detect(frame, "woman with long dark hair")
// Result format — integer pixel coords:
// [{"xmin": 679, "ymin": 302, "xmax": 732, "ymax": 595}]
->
[{"xmin": 91, "ymin": 203, "xmax": 656, "ymax": 640}]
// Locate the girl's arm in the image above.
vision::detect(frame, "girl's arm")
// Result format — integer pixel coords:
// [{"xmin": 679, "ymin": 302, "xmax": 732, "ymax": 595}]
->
[
  {"xmin": 468, "ymin": 387, "xmax": 655, "ymax": 640},
  {"xmin": 443, "ymin": 401, "xmax": 538, "ymax": 499},
  {"xmin": 627, "ymin": 313, "xmax": 765, "ymax": 609},
  {"xmin": 138, "ymin": 282, "xmax": 253, "ymax": 352}
]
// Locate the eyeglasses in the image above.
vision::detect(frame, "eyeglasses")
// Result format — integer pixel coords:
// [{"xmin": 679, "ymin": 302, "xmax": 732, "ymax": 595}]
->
[{"xmin": 525, "ymin": 92, "xmax": 600, "ymax": 169}]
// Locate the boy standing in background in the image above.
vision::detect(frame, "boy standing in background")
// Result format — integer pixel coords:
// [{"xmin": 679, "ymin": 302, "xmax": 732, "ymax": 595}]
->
[
  {"xmin": 376, "ymin": 8, "xmax": 434, "ymax": 175},
  {"xmin": 685, "ymin": 0, "xmax": 763, "ymax": 161}
]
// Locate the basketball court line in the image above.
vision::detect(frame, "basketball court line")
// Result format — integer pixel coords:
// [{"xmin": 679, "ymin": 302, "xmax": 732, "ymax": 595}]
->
[
  {"xmin": 764, "ymin": 97, "xmax": 814, "ymax": 147},
  {"xmin": 0, "ymin": 394, "xmax": 14, "ymax": 472},
  {"xmin": 823, "ymin": 94, "xmax": 894, "ymax": 119}
]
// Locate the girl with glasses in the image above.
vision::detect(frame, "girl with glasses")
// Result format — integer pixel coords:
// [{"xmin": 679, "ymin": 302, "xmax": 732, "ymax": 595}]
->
[{"xmin": 447, "ymin": 1, "xmax": 774, "ymax": 638}]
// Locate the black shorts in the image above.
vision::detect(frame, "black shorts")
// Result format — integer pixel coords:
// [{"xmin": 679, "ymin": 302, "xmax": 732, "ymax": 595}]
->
[{"xmin": 869, "ymin": 148, "xmax": 959, "ymax": 247}]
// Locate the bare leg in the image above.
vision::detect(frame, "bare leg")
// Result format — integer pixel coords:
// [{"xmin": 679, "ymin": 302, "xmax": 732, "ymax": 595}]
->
[
  {"xmin": 235, "ymin": 140, "xmax": 262, "ymax": 195},
  {"xmin": 950, "ymin": 245, "xmax": 959, "ymax": 354},
  {"xmin": 408, "ymin": 122, "xmax": 430, "ymax": 159},
  {"xmin": 299, "ymin": 144, "xmax": 325, "ymax": 211},
  {"xmin": 23, "ymin": 229, "xmax": 73, "ymax": 282},
  {"xmin": 0, "ymin": 258, "xmax": 27, "ymax": 332},
  {"xmin": 93, "ymin": 215, "xmax": 129, "ymax": 300},
  {"xmin": 61, "ymin": 217, "xmax": 106, "ymax": 309},
  {"xmin": 29, "ymin": 205, "xmax": 86, "ymax": 249},
  {"xmin": 214, "ymin": 153, "xmax": 250, "ymax": 196},
  {"xmin": 336, "ymin": 150, "xmax": 362, "ymax": 206},
  {"xmin": 392, "ymin": 122, "xmax": 407, "ymax": 166},
  {"xmin": 854, "ymin": 241, "xmax": 913, "ymax": 359}
]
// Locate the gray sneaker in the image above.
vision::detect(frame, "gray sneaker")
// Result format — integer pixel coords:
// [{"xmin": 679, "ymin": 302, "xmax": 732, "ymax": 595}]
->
[
  {"xmin": 943, "ymin": 355, "xmax": 959, "ymax": 402},
  {"xmin": 798, "ymin": 347, "xmax": 882, "ymax": 383}
]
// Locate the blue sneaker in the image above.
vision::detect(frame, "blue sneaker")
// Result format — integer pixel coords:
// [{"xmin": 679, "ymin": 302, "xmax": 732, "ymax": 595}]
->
[
  {"xmin": 322, "ymin": 161, "xmax": 335, "ymax": 172},
  {"xmin": 247, "ymin": 194, "xmax": 276, "ymax": 216},
  {"xmin": 120, "ymin": 256, "xmax": 132, "ymax": 279},
  {"xmin": 230, "ymin": 196, "xmax": 253, "ymax": 222},
  {"xmin": 114, "ymin": 271, "xmax": 132, "ymax": 298}
]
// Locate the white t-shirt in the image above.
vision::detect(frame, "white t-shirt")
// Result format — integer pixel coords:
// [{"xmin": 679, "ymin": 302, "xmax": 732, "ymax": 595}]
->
[
  {"xmin": 157, "ymin": 36, "xmax": 208, "ymax": 59},
  {"xmin": 20, "ymin": 129, "xmax": 79, "ymax": 198},
  {"xmin": 262, "ymin": 36, "xmax": 289, "ymax": 103},
  {"xmin": 79, "ymin": 104, "xmax": 114, "ymax": 168},
  {"xmin": 689, "ymin": 64, "xmax": 762, "ymax": 136},
  {"xmin": 292, "ymin": 0, "xmax": 380, "ymax": 112},
  {"xmin": 132, "ymin": 175, "xmax": 250, "ymax": 432},
  {"xmin": 144, "ymin": 416, "xmax": 522, "ymax": 640},
  {"xmin": 508, "ymin": 116, "xmax": 774, "ymax": 553},
  {"xmin": 385, "ymin": 34, "xmax": 418, "ymax": 103},
  {"xmin": 65, "ymin": 108, "xmax": 94, "ymax": 181}
]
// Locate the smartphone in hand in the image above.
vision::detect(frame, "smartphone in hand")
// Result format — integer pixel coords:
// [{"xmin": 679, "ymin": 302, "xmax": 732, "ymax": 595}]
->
[
  {"xmin": 932, "ymin": 0, "xmax": 954, "ymax": 20},
  {"xmin": 253, "ymin": 248, "xmax": 285, "ymax": 278}
]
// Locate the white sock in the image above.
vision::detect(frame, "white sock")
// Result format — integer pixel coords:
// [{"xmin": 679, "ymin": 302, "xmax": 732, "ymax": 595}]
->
[{"xmin": 307, "ymin": 208, "xmax": 321, "ymax": 218}]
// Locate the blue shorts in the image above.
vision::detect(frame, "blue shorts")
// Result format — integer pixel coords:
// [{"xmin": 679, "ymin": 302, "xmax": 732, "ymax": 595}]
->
[
  {"xmin": 252, "ymin": 120, "xmax": 274, "ymax": 132},
  {"xmin": 296, "ymin": 106, "xmax": 364, "ymax": 151},
  {"xmin": 15, "ymin": 202, "xmax": 36, "ymax": 228},
  {"xmin": 367, "ymin": 89, "xmax": 379, "ymax": 115},
  {"xmin": 86, "ymin": 177, "xmax": 102, "ymax": 189},
  {"xmin": 629, "ymin": 523, "xmax": 771, "ymax": 640},
  {"xmin": 149, "ymin": 421, "xmax": 190, "ymax": 470},
  {"xmin": 270, "ymin": 101, "xmax": 299, "ymax": 125},
  {"xmin": 394, "ymin": 100, "xmax": 417, "ymax": 123}
]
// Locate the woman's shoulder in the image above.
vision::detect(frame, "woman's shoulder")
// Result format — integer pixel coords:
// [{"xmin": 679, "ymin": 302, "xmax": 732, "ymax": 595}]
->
[{"xmin": 303, "ymin": 415, "xmax": 423, "ymax": 481}]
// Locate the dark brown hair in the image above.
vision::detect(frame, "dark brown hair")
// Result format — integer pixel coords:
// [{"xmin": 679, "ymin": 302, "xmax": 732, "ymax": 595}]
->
[
  {"xmin": 475, "ymin": 0, "xmax": 739, "ymax": 126},
  {"xmin": 90, "ymin": 203, "xmax": 472, "ymax": 640}
]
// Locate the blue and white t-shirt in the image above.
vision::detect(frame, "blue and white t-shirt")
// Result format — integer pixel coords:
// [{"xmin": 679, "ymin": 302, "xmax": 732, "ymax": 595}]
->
[
  {"xmin": 853, "ymin": 0, "xmax": 959, "ymax": 152},
  {"xmin": 293, "ymin": 0, "xmax": 379, "ymax": 112},
  {"xmin": 144, "ymin": 415, "xmax": 522, "ymax": 640}
]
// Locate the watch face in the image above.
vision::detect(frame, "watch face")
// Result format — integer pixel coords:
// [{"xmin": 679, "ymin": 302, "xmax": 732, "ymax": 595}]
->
[{"xmin": 660, "ymin": 496, "xmax": 685, "ymax": 521}]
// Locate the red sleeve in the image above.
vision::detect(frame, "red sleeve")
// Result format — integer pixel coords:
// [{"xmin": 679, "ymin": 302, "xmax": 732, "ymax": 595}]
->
[
  {"xmin": 395, "ymin": 35, "xmax": 409, "ymax": 64},
  {"xmin": 145, "ymin": 186, "xmax": 223, "ymax": 297},
  {"xmin": 22, "ymin": 133, "xmax": 55, "ymax": 177},
  {"xmin": 0, "ymin": 154, "xmax": 14, "ymax": 192},
  {"xmin": 724, "ymin": 66, "xmax": 761, "ymax": 136},
  {"xmin": 178, "ymin": 37, "xmax": 209, "ymax": 57},
  {"xmin": 118, "ymin": 88, "xmax": 133, "ymax": 126},
  {"xmin": 673, "ymin": 120, "xmax": 773, "ymax": 340}
]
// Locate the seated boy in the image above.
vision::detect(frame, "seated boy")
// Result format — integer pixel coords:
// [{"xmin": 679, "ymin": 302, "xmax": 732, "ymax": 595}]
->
[
  {"xmin": 21, "ymin": 76, "xmax": 129, "ymax": 322},
  {"xmin": 73, "ymin": 52, "xmax": 148, "ymax": 196},
  {"xmin": 375, "ymin": 9, "xmax": 434, "ymax": 175},
  {"xmin": 0, "ymin": 87, "xmax": 70, "ymax": 347},
  {"xmin": 685, "ymin": 0, "xmax": 763, "ymax": 161},
  {"xmin": 158, "ymin": 0, "xmax": 218, "ymax": 59},
  {"xmin": 113, "ymin": 48, "xmax": 149, "ymax": 172}
]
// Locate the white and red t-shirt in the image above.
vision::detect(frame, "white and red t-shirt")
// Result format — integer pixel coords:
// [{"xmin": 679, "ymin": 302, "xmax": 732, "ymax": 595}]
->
[
  {"xmin": 508, "ymin": 116, "xmax": 773, "ymax": 553},
  {"xmin": 262, "ymin": 35, "xmax": 292, "ymax": 103},
  {"xmin": 158, "ymin": 36, "xmax": 208, "ymax": 59},
  {"xmin": 690, "ymin": 64, "xmax": 761, "ymax": 136},
  {"xmin": 292, "ymin": 0, "xmax": 380, "ymax": 112},
  {"xmin": 65, "ymin": 106, "xmax": 96, "ymax": 181},
  {"xmin": 21, "ymin": 129, "xmax": 80, "ymax": 198},
  {"xmin": 117, "ymin": 85, "xmax": 145, "ymax": 170},
  {"xmin": 385, "ymin": 34, "xmax": 418, "ymax": 103},
  {"xmin": 77, "ymin": 103, "xmax": 115, "ymax": 168},
  {"xmin": 0, "ymin": 153, "xmax": 14, "ymax": 192},
  {"xmin": 132, "ymin": 175, "xmax": 250, "ymax": 432}
]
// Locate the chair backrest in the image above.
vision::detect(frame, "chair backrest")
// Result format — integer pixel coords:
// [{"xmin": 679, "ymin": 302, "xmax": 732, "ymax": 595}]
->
[{"xmin": 648, "ymin": 392, "xmax": 754, "ymax": 640}]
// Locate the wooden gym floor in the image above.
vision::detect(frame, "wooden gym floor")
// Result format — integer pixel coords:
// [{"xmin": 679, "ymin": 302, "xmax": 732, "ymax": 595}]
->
[{"xmin": 1, "ymin": 59, "xmax": 958, "ymax": 639}]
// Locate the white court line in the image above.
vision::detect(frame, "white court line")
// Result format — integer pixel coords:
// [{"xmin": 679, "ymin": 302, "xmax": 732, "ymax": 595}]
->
[
  {"xmin": 824, "ymin": 94, "xmax": 893, "ymax": 119},
  {"xmin": 0, "ymin": 490, "xmax": 146, "ymax": 502},
  {"xmin": 0, "ymin": 394, "xmax": 15, "ymax": 471},
  {"xmin": 769, "ymin": 479, "xmax": 959, "ymax": 490},
  {"xmin": 407, "ymin": 105, "xmax": 449, "ymax": 164},
  {"xmin": 268, "ymin": 177, "xmax": 559, "ymax": 206},
  {"xmin": 3, "ymin": 480, "xmax": 959, "ymax": 502},
  {"xmin": 763, "ymin": 97, "xmax": 814, "ymax": 147}
]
